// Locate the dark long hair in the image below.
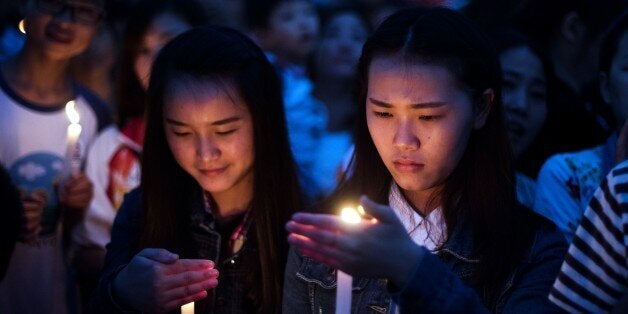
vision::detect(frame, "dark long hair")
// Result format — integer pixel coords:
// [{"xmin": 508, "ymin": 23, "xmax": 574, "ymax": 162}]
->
[
  {"xmin": 331, "ymin": 7, "xmax": 530, "ymax": 290},
  {"xmin": 139, "ymin": 25, "xmax": 304, "ymax": 312},
  {"xmin": 114, "ymin": 0, "xmax": 207, "ymax": 128}
]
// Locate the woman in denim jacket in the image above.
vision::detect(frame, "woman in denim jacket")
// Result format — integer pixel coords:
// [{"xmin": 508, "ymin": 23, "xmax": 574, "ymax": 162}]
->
[
  {"xmin": 284, "ymin": 7, "xmax": 567, "ymax": 313},
  {"xmin": 90, "ymin": 26, "xmax": 304, "ymax": 313}
]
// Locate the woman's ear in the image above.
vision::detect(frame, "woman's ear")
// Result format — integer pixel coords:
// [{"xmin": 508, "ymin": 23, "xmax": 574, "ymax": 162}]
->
[{"xmin": 473, "ymin": 88, "xmax": 494, "ymax": 129}]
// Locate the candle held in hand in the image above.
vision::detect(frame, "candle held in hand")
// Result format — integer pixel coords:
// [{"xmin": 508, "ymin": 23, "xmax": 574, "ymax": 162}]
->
[
  {"xmin": 64, "ymin": 100, "xmax": 82, "ymax": 176},
  {"xmin": 181, "ymin": 301, "xmax": 194, "ymax": 314},
  {"xmin": 336, "ymin": 205, "xmax": 363, "ymax": 314}
]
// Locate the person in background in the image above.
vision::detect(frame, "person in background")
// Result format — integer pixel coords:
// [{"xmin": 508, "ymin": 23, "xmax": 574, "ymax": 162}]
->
[
  {"xmin": 491, "ymin": 28, "xmax": 549, "ymax": 209},
  {"xmin": 514, "ymin": 0, "xmax": 627, "ymax": 178},
  {"xmin": 71, "ymin": 0, "xmax": 208, "ymax": 308},
  {"xmin": 90, "ymin": 25, "xmax": 305, "ymax": 313},
  {"xmin": 245, "ymin": 0, "xmax": 327, "ymax": 198},
  {"xmin": 0, "ymin": 0, "xmax": 111, "ymax": 313},
  {"xmin": 284, "ymin": 7, "xmax": 566, "ymax": 312},
  {"xmin": 309, "ymin": 5, "xmax": 370, "ymax": 194},
  {"xmin": 550, "ymin": 159, "xmax": 628, "ymax": 312},
  {"xmin": 534, "ymin": 11, "xmax": 628, "ymax": 242}
]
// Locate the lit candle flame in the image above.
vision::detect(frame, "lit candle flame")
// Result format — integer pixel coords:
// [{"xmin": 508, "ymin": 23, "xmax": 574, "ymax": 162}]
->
[
  {"xmin": 18, "ymin": 19, "xmax": 25, "ymax": 34},
  {"xmin": 65, "ymin": 101, "xmax": 80, "ymax": 124},
  {"xmin": 340, "ymin": 206, "xmax": 363, "ymax": 224}
]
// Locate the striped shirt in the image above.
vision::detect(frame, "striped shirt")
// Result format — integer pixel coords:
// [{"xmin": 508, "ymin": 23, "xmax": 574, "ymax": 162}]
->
[{"xmin": 549, "ymin": 160, "xmax": 628, "ymax": 313}]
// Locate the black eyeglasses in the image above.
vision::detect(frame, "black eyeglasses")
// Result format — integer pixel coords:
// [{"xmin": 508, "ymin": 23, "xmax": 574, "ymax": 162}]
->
[{"xmin": 36, "ymin": 0, "xmax": 104, "ymax": 26}]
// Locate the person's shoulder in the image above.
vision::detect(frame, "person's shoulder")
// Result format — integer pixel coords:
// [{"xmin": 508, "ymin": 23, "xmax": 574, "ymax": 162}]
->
[
  {"xmin": 515, "ymin": 205, "xmax": 568, "ymax": 260},
  {"xmin": 116, "ymin": 188, "xmax": 143, "ymax": 222}
]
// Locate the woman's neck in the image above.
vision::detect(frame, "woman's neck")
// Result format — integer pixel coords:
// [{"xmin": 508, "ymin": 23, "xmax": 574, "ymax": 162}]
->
[
  {"xmin": 208, "ymin": 178, "xmax": 254, "ymax": 220},
  {"xmin": 400, "ymin": 186, "xmax": 441, "ymax": 217},
  {"xmin": 2, "ymin": 47, "xmax": 73, "ymax": 106}
]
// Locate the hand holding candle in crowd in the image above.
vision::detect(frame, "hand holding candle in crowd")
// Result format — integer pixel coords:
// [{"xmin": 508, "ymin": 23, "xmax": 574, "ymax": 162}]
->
[
  {"xmin": 58, "ymin": 101, "xmax": 93, "ymax": 212},
  {"xmin": 286, "ymin": 195, "xmax": 424, "ymax": 288},
  {"xmin": 111, "ymin": 248, "xmax": 218, "ymax": 312},
  {"xmin": 19, "ymin": 190, "xmax": 46, "ymax": 244}
]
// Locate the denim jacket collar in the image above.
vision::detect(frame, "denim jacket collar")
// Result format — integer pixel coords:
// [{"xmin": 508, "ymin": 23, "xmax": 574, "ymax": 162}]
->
[{"xmin": 436, "ymin": 210, "xmax": 480, "ymax": 263}]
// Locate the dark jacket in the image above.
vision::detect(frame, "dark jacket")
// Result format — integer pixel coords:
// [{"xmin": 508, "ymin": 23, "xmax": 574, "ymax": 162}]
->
[
  {"xmin": 283, "ymin": 208, "xmax": 568, "ymax": 313},
  {"xmin": 90, "ymin": 188, "xmax": 259, "ymax": 313}
]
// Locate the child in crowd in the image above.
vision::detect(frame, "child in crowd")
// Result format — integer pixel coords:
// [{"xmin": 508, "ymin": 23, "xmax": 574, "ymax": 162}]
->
[
  {"xmin": 0, "ymin": 0, "xmax": 110, "ymax": 312},
  {"xmin": 534, "ymin": 11, "xmax": 628, "ymax": 242},
  {"xmin": 71, "ymin": 0, "xmax": 207, "ymax": 308},
  {"xmin": 309, "ymin": 5, "xmax": 370, "ymax": 194},
  {"xmin": 90, "ymin": 25, "xmax": 305, "ymax": 313},
  {"xmin": 284, "ymin": 7, "xmax": 567, "ymax": 312},
  {"xmin": 245, "ymin": 0, "xmax": 327, "ymax": 198}
]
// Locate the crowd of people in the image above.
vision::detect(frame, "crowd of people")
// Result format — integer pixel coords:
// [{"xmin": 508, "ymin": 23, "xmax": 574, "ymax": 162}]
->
[{"xmin": 0, "ymin": 0, "xmax": 626, "ymax": 313}]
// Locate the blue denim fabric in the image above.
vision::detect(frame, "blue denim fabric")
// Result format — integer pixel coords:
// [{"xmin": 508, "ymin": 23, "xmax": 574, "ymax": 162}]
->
[
  {"xmin": 89, "ymin": 188, "xmax": 259, "ymax": 313},
  {"xmin": 283, "ymin": 210, "xmax": 568, "ymax": 313}
]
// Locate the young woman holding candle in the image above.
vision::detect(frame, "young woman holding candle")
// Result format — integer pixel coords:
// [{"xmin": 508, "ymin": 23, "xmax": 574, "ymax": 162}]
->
[
  {"xmin": 90, "ymin": 25, "xmax": 304, "ymax": 313},
  {"xmin": 284, "ymin": 7, "xmax": 568, "ymax": 313}
]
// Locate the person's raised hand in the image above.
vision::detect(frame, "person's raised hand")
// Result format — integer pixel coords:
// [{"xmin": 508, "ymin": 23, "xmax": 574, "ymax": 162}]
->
[
  {"xmin": 112, "ymin": 248, "xmax": 219, "ymax": 313},
  {"xmin": 286, "ymin": 195, "xmax": 423, "ymax": 286},
  {"xmin": 19, "ymin": 190, "xmax": 46, "ymax": 244},
  {"xmin": 58, "ymin": 172, "xmax": 93, "ymax": 211}
]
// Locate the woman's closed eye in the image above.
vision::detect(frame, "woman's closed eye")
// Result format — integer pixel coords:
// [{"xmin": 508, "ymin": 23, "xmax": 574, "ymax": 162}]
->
[
  {"xmin": 171, "ymin": 129, "xmax": 191, "ymax": 137},
  {"xmin": 419, "ymin": 115, "xmax": 441, "ymax": 121},
  {"xmin": 216, "ymin": 129, "xmax": 237, "ymax": 136},
  {"xmin": 373, "ymin": 111, "xmax": 393, "ymax": 118}
]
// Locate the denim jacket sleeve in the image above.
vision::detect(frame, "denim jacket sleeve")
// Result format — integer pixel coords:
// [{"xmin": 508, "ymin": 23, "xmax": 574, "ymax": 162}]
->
[
  {"xmin": 391, "ymin": 227, "xmax": 568, "ymax": 313},
  {"xmin": 89, "ymin": 189, "xmax": 142, "ymax": 313},
  {"xmin": 390, "ymin": 246, "xmax": 491, "ymax": 313},
  {"xmin": 499, "ymin": 227, "xmax": 567, "ymax": 313}
]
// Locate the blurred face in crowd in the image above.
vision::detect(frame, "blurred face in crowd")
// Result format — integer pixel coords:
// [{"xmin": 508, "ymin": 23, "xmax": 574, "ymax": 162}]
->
[
  {"xmin": 134, "ymin": 13, "xmax": 192, "ymax": 90},
  {"xmin": 315, "ymin": 11, "xmax": 369, "ymax": 80},
  {"xmin": 24, "ymin": 0, "xmax": 104, "ymax": 60},
  {"xmin": 366, "ymin": 56, "xmax": 488, "ymax": 206},
  {"xmin": 163, "ymin": 79, "xmax": 255, "ymax": 201},
  {"xmin": 601, "ymin": 31, "xmax": 628, "ymax": 128},
  {"xmin": 259, "ymin": 0, "xmax": 319, "ymax": 64},
  {"xmin": 500, "ymin": 45, "xmax": 547, "ymax": 157}
]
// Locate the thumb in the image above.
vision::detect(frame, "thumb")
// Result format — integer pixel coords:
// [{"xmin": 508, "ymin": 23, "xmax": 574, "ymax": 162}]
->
[
  {"xmin": 139, "ymin": 248, "xmax": 178, "ymax": 264},
  {"xmin": 359, "ymin": 195, "xmax": 398, "ymax": 223}
]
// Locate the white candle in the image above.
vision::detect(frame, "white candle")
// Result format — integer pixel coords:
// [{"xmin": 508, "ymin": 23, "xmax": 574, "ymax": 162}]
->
[
  {"xmin": 181, "ymin": 301, "xmax": 194, "ymax": 314},
  {"xmin": 336, "ymin": 206, "xmax": 363, "ymax": 314},
  {"xmin": 64, "ymin": 100, "xmax": 82, "ymax": 176}
]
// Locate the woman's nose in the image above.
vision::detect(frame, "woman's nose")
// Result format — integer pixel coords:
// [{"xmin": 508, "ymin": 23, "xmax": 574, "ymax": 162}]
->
[
  {"xmin": 197, "ymin": 137, "xmax": 220, "ymax": 161},
  {"xmin": 393, "ymin": 121, "xmax": 420, "ymax": 151}
]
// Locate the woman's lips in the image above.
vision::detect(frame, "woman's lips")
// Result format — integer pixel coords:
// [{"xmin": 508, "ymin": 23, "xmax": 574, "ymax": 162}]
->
[
  {"xmin": 199, "ymin": 166, "xmax": 228, "ymax": 176},
  {"xmin": 393, "ymin": 160, "xmax": 424, "ymax": 172}
]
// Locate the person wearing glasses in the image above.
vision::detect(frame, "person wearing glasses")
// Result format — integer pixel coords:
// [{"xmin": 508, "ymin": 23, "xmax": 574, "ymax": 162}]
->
[{"xmin": 0, "ymin": 0, "xmax": 110, "ymax": 313}]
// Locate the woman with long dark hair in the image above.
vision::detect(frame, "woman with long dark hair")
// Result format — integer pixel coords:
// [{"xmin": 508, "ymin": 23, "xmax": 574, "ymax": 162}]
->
[
  {"xmin": 91, "ymin": 25, "xmax": 304, "ymax": 313},
  {"xmin": 284, "ymin": 7, "xmax": 567, "ymax": 312}
]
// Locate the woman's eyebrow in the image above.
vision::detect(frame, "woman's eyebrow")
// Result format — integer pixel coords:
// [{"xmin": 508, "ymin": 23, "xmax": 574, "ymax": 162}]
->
[
  {"xmin": 368, "ymin": 97, "xmax": 446, "ymax": 108},
  {"xmin": 164, "ymin": 116, "xmax": 241, "ymax": 126}
]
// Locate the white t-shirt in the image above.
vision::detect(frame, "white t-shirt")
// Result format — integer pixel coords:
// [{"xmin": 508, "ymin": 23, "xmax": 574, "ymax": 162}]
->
[
  {"xmin": 0, "ymin": 76, "xmax": 109, "ymax": 313},
  {"xmin": 73, "ymin": 125, "xmax": 141, "ymax": 249}
]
